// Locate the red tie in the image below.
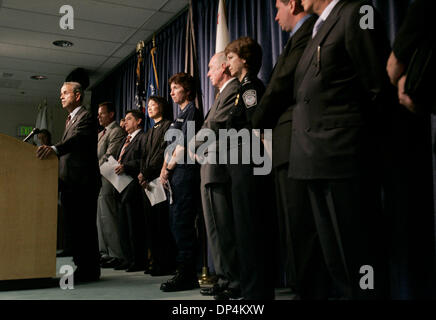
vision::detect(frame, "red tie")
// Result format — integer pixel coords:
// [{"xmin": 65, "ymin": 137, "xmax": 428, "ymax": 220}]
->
[
  {"xmin": 99, "ymin": 128, "xmax": 106, "ymax": 141},
  {"xmin": 118, "ymin": 135, "xmax": 131, "ymax": 163}
]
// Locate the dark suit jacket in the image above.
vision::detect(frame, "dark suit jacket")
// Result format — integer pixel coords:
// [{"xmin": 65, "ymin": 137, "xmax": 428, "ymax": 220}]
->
[
  {"xmin": 198, "ymin": 78, "xmax": 239, "ymax": 185},
  {"xmin": 251, "ymin": 15, "xmax": 316, "ymax": 168},
  {"xmin": 56, "ymin": 106, "xmax": 100, "ymax": 190},
  {"xmin": 140, "ymin": 119, "xmax": 172, "ymax": 182},
  {"xmin": 116, "ymin": 130, "xmax": 147, "ymax": 179},
  {"xmin": 289, "ymin": 0, "xmax": 391, "ymax": 179},
  {"xmin": 392, "ymin": 0, "xmax": 435, "ymax": 66}
]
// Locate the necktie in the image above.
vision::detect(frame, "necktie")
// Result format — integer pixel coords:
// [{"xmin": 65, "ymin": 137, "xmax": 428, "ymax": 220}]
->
[
  {"xmin": 312, "ymin": 18, "xmax": 325, "ymax": 39},
  {"xmin": 98, "ymin": 128, "xmax": 106, "ymax": 142},
  {"xmin": 65, "ymin": 115, "xmax": 71, "ymax": 128},
  {"xmin": 118, "ymin": 135, "xmax": 131, "ymax": 163}
]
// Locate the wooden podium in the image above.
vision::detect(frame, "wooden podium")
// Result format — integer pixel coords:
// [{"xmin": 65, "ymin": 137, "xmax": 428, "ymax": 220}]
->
[{"xmin": 0, "ymin": 133, "xmax": 58, "ymax": 281}]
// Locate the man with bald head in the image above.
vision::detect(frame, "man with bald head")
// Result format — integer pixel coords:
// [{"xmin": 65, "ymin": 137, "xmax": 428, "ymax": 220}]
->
[
  {"xmin": 37, "ymin": 82, "xmax": 101, "ymax": 283},
  {"xmin": 195, "ymin": 52, "xmax": 241, "ymax": 299}
]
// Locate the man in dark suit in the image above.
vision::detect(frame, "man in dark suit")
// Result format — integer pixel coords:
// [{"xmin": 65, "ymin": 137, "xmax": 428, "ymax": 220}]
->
[
  {"xmin": 96, "ymin": 102, "xmax": 127, "ymax": 268},
  {"xmin": 387, "ymin": 0, "xmax": 435, "ymax": 113},
  {"xmin": 289, "ymin": 0, "xmax": 392, "ymax": 299},
  {"xmin": 37, "ymin": 81, "xmax": 101, "ymax": 283},
  {"xmin": 251, "ymin": 0, "xmax": 319, "ymax": 295},
  {"xmin": 114, "ymin": 109, "xmax": 148, "ymax": 272},
  {"xmin": 194, "ymin": 52, "xmax": 240, "ymax": 299}
]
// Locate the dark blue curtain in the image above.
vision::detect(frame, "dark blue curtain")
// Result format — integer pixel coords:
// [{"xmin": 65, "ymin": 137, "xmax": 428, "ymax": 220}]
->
[{"xmin": 91, "ymin": 12, "xmax": 188, "ymax": 122}]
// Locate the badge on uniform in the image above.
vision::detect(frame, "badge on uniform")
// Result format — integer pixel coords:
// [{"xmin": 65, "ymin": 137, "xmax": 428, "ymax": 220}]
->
[
  {"xmin": 176, "ymin": 118, "xmax": 184, "ymax": 123},
  {"xmin": 242, "ymin": 90, "xmax": 257, "ymax": 108}
]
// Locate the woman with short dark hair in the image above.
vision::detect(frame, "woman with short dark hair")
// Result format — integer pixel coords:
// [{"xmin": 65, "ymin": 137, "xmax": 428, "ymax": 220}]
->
[
  {"xmin": 221, "ymin": 37, "xmax": 274, "ymax": 300},
  {"xmin": 159, "ymin": 73, "xmax": 203, "ymax": 292}
]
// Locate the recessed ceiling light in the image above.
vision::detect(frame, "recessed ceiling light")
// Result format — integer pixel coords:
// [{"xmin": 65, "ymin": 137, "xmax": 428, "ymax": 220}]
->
[
  {"xmin": 53, "ymin": 40, "xmax": 74, "ymax": 47},
  {"xmin": 30, "ymin": 75, "xmax": 48, "ymax": 80}
]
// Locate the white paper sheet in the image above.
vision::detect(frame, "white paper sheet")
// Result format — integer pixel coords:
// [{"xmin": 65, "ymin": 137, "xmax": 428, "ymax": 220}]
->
[
  {"xmin": 99, "ymin": 156, "xmax": 133, "ymax": 193},
  {"xmin": 143, "ymin": 177, "xmax": 167, "ymax": 206}
]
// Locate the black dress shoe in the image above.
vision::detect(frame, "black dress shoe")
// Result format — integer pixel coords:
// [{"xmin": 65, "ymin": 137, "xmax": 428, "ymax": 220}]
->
[
  {"xmin": 100, "ymin": 258, "xmax": 123, "ymax": 269},
  {"xmin": 160, "ymin": 271, "xmax": 199, "ymax": 292},
  {"xmin": 100, "ymin": 255, "xmax": 113, "ymax": 263},
  {"xmin": 113, "ymin": 261, "xmax": 131, "ymax": 270},
  {"xmin": 200, "ymin": 284, "xmax": 222, "ymax": 296},
  {"xmin": 126, "ymin": 264, "xmax": 146, "ymax": 272},
  {"xmin": 214, "ymin": 288, "xmax": 242, "ymax": 300}
]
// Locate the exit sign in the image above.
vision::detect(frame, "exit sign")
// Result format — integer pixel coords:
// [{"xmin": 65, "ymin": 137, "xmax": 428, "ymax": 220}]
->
[{"xmin": 18, "ymin": 126, "xmax": 33, "ymax": 137}]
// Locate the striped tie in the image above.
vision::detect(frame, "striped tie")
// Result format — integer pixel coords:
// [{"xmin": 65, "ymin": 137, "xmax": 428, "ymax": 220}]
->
[
  {"xmin": 118, "ymin": 135, "xmax": 131, "ymax": 163},
  {"xmin": 312, "ymin": 18, "xmax": 325, "ymax": 39}
]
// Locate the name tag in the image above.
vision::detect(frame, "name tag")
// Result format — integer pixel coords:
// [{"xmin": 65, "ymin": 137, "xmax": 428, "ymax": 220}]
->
[{"xmin": 176, "ymin": 118, "xmax": 184, "ymax": 123}]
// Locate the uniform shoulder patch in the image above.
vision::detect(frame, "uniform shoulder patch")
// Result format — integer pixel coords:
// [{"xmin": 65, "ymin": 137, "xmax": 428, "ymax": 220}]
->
[{"xmin": 242, "ymin": 89, "xmax": 257, "ymax": 108}]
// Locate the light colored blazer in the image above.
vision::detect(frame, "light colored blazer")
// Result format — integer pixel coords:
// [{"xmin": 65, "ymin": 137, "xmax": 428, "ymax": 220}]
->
[{"xmin": 97, "ymin": 121, "xmax": 126, "ymax": 166}]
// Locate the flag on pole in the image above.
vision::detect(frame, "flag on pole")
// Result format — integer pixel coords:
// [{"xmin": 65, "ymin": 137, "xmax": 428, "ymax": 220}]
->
[
  {"xmin": 185, "ymin": 0, "xmax": 204, "ymax": 118},
  {"xmin": 34, "ymin": 100, "xmax": 49, "ymax": 145},
  {"xmin": 145, "ymin": 37, "xmax": 159, "ymax": 130},
  {"xmin": 216, "ymin": 0, "xmax": 230, "ymax": 53}
]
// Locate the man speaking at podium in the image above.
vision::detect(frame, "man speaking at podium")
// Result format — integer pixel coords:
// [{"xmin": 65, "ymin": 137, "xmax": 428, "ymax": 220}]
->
[{"xmin": 36, "ymin": 82, "xmax": 101, "ymax": 283}]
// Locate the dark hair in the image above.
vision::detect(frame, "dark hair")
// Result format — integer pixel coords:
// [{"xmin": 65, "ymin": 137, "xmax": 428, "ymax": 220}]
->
[
  {"xmin": 168, "ymin": 72, "xmax": 196, "ymax": 101},
  {"xmin": 225, "ymin": 37, "xmax": 263, "ymax": 75},
  {"xmin": 148, "ymin": 96, "xmax": 172, "ymax": 120},
  {"xmin": 38, "ymin": 129, "xmax": 52, "ymax": 145},
  {"xmin": 98, "ymin": 101, "xmax": 116, "ymax": 116},
  {"xmin": 126, "ymin": 109, "xmax": 145, "ymax": 128},
  {"xmin": 280, "ymin": 0, "xmax": 303, "ymax": 11}
]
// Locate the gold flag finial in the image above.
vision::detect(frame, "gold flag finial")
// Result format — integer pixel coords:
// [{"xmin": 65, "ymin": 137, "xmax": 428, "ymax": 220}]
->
[{"xmin": 136, "ymin": 40, "xmax": 145, "ymax": 53}]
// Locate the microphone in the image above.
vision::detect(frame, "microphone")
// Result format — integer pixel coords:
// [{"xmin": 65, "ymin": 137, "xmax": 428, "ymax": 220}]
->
[{"xmin": 23, "ymin": 128, "xmax": 41, "ymax": 143}]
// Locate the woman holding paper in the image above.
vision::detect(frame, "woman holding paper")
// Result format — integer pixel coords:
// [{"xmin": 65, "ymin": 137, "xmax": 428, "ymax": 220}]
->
[
  {"xmin": 159, "ymin": 72, "xmax": 203, "ymax": 292},
  {"xmin": 138, "ymin": 96, "xmax": 175, "ymax": 276}
]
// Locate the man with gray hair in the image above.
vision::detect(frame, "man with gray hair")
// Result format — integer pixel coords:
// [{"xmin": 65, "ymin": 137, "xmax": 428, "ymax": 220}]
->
[
  {"xmin": 195, "ymin": 52, "xmax": 241, "ymax": 300},
  {"xmin": 37, "ymin": 81, "xmax": 101, "ymax": 283}
]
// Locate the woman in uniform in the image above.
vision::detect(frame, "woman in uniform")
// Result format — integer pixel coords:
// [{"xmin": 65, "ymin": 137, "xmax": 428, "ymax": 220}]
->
[
  {"xmin": 159, "ymin": 72, "xmax": 203, "ymax": 292},
  {"xmin": 221, "ymin": 36, "xmax": 274, "ymax": 300}
]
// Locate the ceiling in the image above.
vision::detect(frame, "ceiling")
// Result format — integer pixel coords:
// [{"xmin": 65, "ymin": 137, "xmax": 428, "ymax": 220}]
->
[{"xmin": 0, "ymin": 0, "xmax": 188, "ymax": 109}]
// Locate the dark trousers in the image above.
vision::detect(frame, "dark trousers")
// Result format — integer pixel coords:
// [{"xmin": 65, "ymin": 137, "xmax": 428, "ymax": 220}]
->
[
  {"xmin": 117, "ymin": 181, "xmax": 147, "ymax": 267},
  {"xmin": 60, "ymin": 186, "xmax": 100, "ymax": 276},
  {"xmin": 303, "ymin": 177, "xmax": 387, "ymax": 299},
  {"xmin": 144, "ymin": 196, "xmax": 176, "ymax": 271},
  {"xmin": 168, "ymin": 166, "xmax": 199, "ymax": 270},
  {"xmin": 227, "ymin": 159, "xmax": 275, "ymax": 300},
  {"xmin": 274, "ymin": 165, "xmax": 320, "ymax": 292}
]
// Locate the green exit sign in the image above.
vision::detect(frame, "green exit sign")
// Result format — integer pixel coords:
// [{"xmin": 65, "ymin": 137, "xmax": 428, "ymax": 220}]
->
[{"xmin": 18, "ymin": 126, "xmax": 33, "ymax": 137}]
